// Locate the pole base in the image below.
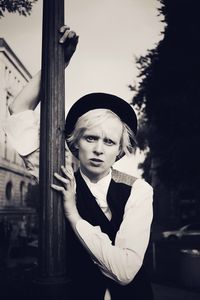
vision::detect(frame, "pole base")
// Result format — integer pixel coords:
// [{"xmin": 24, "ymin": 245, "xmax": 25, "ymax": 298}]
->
[{"xmin": 31, "ymin": 276, "xmax": 72, "ymax": 300}]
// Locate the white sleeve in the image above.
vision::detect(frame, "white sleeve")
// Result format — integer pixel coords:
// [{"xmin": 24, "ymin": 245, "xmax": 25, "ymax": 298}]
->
[
  {"xmin": 4, "ymin": 110, "xmax": 40, "ymax": 181},
  {"xmin": 4, "ymin": 110, "xmax": 39, "ymax": 156},
  {"xmin": 75, "ymin": 179, "xmax": 153, "ymax": 285}
]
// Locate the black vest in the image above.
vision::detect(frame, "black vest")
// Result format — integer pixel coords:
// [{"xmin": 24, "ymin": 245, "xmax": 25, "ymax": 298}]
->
[{"xmin": 66, "ymin": 169, "xmax": 153, "ymax": 300}]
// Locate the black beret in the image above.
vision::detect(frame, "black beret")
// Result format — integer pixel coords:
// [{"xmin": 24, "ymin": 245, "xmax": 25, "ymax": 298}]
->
[{"xmin": 65, "ymin": 92, "xmax": 137, "ymax": 138}]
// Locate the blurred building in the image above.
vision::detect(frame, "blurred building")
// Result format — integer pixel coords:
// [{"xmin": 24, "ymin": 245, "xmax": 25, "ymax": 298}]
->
[{"xmin": 0, "ymin": 38, "xmax": 38, "ymax": 229}]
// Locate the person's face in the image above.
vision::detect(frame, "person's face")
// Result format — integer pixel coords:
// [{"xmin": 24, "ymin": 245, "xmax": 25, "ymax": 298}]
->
[{"xmin": 76, "ymin": 117, "xmax": 123, "ymax": 182}]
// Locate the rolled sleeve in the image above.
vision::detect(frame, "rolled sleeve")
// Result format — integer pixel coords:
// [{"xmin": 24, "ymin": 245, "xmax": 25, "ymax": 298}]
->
[
  {"xmin": 115, "ymin": 179, "xmax": 153, "ymax": 260},
  {"xmin": 4, "ymin": 110, "xmax": 40, "ymax": 156}
]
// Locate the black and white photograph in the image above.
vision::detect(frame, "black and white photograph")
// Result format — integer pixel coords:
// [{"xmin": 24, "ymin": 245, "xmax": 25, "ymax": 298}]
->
[{"xmin": 0, "ymin": 1, "xmax": 200, "ymax": 299}]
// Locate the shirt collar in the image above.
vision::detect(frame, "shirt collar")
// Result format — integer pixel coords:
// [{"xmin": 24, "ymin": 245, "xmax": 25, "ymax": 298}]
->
[{"xmin": 80, "ymin": 169, "xmax": 112, "ymax": 205}]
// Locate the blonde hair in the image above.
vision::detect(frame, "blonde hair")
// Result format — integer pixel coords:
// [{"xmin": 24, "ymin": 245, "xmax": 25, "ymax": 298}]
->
[{"xmin": 67, "ymin": 109, "xmax": 137, "ymax": 159}]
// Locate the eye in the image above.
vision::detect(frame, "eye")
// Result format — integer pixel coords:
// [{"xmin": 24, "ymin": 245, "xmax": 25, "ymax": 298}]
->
[
  {"xmin": 104, "ymin": 138, "xmax": 115, "ymax": 146},
  {"xmin": 85, "ymin": 135, "xmax": 97, "ymax": 142}
]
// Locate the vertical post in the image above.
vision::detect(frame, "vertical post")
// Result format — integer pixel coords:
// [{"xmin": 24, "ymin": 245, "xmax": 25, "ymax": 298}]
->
[
  {"xmin": 39, "ymin": 0, "xmax": 66, "ymax": 281},
  {"xmin": 152, "ymin": 241, "xmax": 156, "ymax": 272}
]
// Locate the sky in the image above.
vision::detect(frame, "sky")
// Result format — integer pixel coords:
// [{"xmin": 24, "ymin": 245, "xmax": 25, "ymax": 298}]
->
[{"xmin": 0, "ymin": 0, "xmax": 164, "ymax": 176}]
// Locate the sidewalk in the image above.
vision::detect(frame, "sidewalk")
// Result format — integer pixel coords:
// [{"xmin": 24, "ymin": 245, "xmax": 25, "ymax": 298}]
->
[{"xmin": 153, "ymin": 283, "xmax": 200, "ymax": 300}]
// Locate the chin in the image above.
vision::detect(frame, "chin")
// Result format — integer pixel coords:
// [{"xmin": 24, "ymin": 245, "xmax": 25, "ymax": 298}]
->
[{"xmin": 86, "ymin": 167, "xmax": 106, "ymax": 176}]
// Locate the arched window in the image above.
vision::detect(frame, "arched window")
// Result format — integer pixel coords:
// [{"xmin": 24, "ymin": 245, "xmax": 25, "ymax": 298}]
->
[
  {"xmin": 5, "ymin": 181, "xmax": 12, "ymax": 201},
  {"xmin": 20, "ymin": 181, "xmax": 26, "ymax": 205}
]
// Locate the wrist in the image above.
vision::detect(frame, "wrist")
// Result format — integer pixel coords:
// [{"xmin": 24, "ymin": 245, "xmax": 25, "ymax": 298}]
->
[{"xmin": 67, "ymin": 212, "xmax": 82, "ymax": 228}]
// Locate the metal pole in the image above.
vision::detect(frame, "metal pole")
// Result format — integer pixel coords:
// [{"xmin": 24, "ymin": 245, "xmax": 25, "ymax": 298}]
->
[
  {"xmin": 38, "ymin": 0, "xmax": 66, "ymax": 281},
  {"xmin": 152, "ymin": 241, "xmax": 157, "ymax": 272}
]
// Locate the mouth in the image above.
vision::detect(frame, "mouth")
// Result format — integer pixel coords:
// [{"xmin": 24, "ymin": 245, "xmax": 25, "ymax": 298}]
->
[
  {"xmin": 90, "ymin": 158, "xmax": 103, "ymax": 162},
  {"xmin": 89, "ymin": 158, "xmax": 104, "ymax": 166}
]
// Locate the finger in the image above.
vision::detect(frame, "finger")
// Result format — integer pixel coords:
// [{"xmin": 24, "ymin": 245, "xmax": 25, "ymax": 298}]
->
[
  {"xmin": 65, "ymin": 149, "xmax": 72, "ymax": 165},
  {"xmin": 60, "ymin": 25, "xmax": 70, "ymax": 33},
  {"xmin": 51, "ymin": 184, "xmax": 65, "ymax": 192},
  {"xmin": 59, "ymin": 29, "xmax": 70, "ymax": 43},
  {"xmin": 62, "ymin": 164, "xmax": 74, "ymax": 176},
  {"xmin": 61, "ymin": 165, "xmax": 74, "ymax": 180},
  {"xmin": 54, "ymin": 172, "xmax": 69, "ymax": 185},
  {"xmin": 59, "ymin": 30, "xmax": 76, "ymax": 43},
  {"xmin": 68, "ymin": 31, "xmax": 76, "ymax": 38},
  {"xmin": 65, "ymin": 155, "xmax": 72, "ymax": 166}
]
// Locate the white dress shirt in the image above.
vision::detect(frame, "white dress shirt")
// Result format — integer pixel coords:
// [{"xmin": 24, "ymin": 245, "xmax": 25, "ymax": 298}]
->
[
  {"xmin": 5, "ymin": 110, "xmax": 153, "ymax": 293},
  {"xmin": 80, "ymin": 170, "xmax": 113, "ymax": 220}
]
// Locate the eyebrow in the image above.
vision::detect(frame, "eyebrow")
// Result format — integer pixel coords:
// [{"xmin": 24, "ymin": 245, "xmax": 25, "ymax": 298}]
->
[
  {"xmin": 83, "ymin": 130, "xmax": 120, "ymax": 142},
  {"xmin": 83, "ymin": 134, "xmax": 99, "ymax": 138},
  {"xmin": 85, "ymin": 134, "xmax": 117, "ymax": 143}
]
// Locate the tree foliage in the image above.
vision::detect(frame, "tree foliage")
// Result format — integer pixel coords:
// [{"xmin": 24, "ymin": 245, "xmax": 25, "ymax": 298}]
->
[
  {"xmin": 0, "ymin": 0, "xmax": 38, "ymax": 18},
  {"xmin": 132, "ymin": 0, "xmax": 200, "ymax": 195}
]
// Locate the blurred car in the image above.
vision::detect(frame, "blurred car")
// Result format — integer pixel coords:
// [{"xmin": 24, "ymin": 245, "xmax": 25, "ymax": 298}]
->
[{"xmin": 162, "ymin": 223, "xmax": 200, "ymax": 242}]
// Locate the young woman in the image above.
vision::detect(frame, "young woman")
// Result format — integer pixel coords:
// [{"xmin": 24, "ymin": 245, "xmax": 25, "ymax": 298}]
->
[{"xmin": 5, "ymin": 27, "xmax": 154, "ymax": 300}]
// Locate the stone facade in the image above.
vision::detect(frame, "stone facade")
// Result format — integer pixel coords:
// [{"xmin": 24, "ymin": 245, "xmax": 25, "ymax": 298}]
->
[{"xmin": 0, "ymin": 38, "xmax": 38, "ymax": 226}]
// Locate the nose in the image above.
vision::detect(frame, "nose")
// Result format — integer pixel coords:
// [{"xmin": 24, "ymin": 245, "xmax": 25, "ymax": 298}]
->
[{"xmin": 93, "ymin": 140, "xmax": 104, "ymax": 156}]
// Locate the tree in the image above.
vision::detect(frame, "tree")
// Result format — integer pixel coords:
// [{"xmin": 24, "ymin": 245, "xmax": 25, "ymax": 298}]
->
[
  {"xmin": 0, "ymin": 0, "xmax": 38, "ymax": 18},
  {"xmin": 132, "ymin": 0, "xmax": 200, "ymax": 224}
]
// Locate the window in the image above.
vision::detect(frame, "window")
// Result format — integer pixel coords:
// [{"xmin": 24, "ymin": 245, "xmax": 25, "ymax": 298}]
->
[
  {"xmin": 5, "ymin": 181, "xmax": 12, "ymax": 201},
  {"xmin": 20, "ymin": 181, "xmax": 26, "ymax": 205}
]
